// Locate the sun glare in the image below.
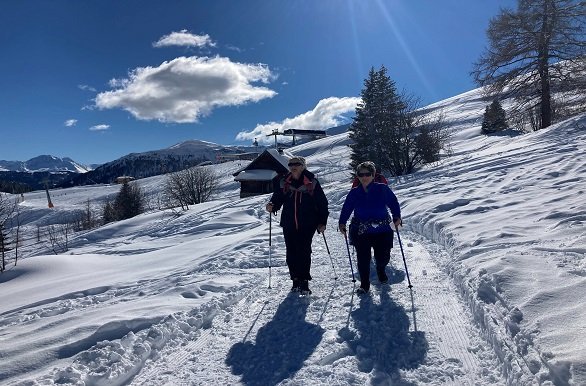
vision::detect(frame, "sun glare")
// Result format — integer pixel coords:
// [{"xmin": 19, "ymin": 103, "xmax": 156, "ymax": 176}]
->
[{"xmin": 373, "ymin": 0, "xmax": 436, "ymax": 99}]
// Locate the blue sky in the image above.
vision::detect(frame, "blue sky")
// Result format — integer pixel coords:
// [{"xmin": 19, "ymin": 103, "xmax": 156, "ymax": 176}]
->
[{"xmin": 0, "ymin": 0, "xmax": 517, "ymax": 165}]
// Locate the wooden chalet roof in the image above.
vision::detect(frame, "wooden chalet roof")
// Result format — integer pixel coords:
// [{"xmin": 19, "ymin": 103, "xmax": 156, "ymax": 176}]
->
[{"xmin": 232, "ymin": 148, "xmax": 294, "ymax": 180}]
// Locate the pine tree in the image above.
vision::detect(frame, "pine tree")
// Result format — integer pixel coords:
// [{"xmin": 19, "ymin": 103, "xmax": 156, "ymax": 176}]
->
[
  {"xmin": 350, "ymin": 66, "xmax": 450, "ymax": 177},
  {"xmin": 102, "ymin": 182, "xmax": 145, "ymax": 224},
  {"xmin": 349, "ymin": 66, "xmax": 404, "ymax": 174},
  {"xmin": 349, "ymin": 67, "xmax": 378, "ymax": 171},
  {"xmin": 113, "ymin": 182, "xmax": 144, "ymax": 220},
  {"xmin": 481, "ymin": 99, "xmax": 508, "ymax": 134}
]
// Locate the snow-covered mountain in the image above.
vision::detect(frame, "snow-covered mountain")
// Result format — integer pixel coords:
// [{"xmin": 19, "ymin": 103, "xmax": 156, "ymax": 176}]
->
[
  {"xmin": 0, "ymin": 155, "xmax": 91, "ymax": 173},
  {"xmin": 62, "ymin": 139, "xmax": 266, "ymax": 186}
]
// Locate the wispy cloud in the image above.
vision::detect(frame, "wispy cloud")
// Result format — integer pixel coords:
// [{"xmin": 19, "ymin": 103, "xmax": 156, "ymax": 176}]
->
[
  {"xmin": 153, "ymin": 30, "xmax": 216, "ymax": 48},
  {"xmin": 64, "ymin": 119, "xmax": 78, "ymax": 127},
  {"xmin": 78, "ymin": 84, "xmax": 97, "ymax": 92},
  {"xmin": 89, "ymin": 124, "xmax": 110, "ymax": 131},
  {"xmin": 225, "ymin": 44, "xmax": 244, "ymax": 53},
  {"xmin": 236, "ymin": 96, "xmax": 360, "ymax": 143},
  {"xmin": 95, "ymin": 56, "xmax": 277, "ymax": 123}
]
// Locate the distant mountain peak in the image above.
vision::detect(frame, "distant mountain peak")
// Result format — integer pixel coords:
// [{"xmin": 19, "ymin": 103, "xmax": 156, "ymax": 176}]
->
[{"xmin": 0, "ymin": 155, "xmax": 91, "ymax": 173}]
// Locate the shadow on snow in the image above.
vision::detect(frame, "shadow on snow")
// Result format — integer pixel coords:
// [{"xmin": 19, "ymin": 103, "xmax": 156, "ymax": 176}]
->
[
  {"xmin": 226, "ymin": 294, "xmax": 324, "ymax": 386},
  {"xmin": 339, "ymin": 285, "xmax": 428, "ymax": 385}
]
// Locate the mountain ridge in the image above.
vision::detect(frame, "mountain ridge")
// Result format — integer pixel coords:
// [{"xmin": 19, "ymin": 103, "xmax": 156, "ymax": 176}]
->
[
  {"xmin": 0, "ymin": 155, "xmax": 91, "ymax": 173},
  {"xmin": 0, "ymin": 128, "xmax": 350, "ymax": 192}
]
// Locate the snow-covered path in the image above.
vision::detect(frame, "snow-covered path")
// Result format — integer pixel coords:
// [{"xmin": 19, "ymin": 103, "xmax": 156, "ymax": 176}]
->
[{"xmin": 127, "ymin": 228, "xmax": 503, "ymax": 386}]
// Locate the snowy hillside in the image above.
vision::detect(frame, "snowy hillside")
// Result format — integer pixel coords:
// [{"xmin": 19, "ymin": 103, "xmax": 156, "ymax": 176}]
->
[{"xmin": 1, "ymin": 87, "xmax": 585, "ymax": 385}]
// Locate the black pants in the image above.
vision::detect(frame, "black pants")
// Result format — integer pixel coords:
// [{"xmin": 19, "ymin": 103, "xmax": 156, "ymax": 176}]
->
[
  {"xmin": 354, "ymin": 231, "xmax": 393, "ymax": 289},
  {"xmin": 283, "ymin": 227, "xmax": 317, "ymax": 281}
]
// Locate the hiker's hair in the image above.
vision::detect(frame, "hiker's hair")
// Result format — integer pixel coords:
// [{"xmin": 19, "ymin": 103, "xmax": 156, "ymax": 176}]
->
[{"xmin": 356, "ymin": 161, "xmax": 376, "ymax": 174}]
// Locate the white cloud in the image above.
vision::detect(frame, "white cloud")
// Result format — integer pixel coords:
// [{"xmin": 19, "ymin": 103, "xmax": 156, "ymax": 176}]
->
[
  {"xmin": 236, "ymin": 97, "xmax": 360, "ymax": 143},
  {"xmin": 64, "ymin": 119, "xmax": 78, "ymax": 127},
  {"xmin": 95, "ymin": 56, "xmax": 277, "ymax": 123},
  {"xmin": 153, "ymin": 30, "xmax": 216, "ymax": 48},
  {"xmin": 78, "ymin": 84, "xmax": 97, "ymax": 92},
  {"xmin": 89, "ymin": 124, "xmax": 110, "ymax": 131}
]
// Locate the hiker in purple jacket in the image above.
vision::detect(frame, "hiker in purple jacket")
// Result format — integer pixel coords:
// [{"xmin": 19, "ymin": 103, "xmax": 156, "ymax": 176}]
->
[{"xmin": 338, "ymin": 161, "xmax": 402, "ymax": 294}]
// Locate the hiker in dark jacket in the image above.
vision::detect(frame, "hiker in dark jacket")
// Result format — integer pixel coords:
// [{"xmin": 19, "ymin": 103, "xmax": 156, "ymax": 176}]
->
[
  {"xmin": 266, "ymin": 156, "xmax": 329, "ymax": 295},
  {"xmin": 338, "ymin": 161, "xmax": 401, "ymax": 294}
]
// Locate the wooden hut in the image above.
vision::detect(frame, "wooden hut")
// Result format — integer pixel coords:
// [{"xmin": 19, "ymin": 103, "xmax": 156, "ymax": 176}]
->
[{"xmin": 233, "ymin": 149, "xmax": 293, "ymax": 198}]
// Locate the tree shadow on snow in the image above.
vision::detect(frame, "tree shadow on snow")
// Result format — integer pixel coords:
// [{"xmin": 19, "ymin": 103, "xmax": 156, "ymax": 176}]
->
[
  {"xmin": 226, "ymin": 294, "xmax": 324, "ymax": 386},
  {"xmin": 339, "ymin": 286, "xmax": 428, "ymax": 385}
]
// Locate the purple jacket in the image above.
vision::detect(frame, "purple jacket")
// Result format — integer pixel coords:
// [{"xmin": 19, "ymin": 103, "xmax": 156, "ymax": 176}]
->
[{"xmin": 339, "ymin": 182, "xmax": 401, "ymax": 234}]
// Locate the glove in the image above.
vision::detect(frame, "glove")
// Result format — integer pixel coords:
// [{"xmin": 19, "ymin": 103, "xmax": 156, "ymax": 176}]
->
[
  {"xmin": 392, "ymin": 217, "xmax": 402, "ymax": 230},
  {"xmin": 266, "ymin": 202, "xmax": 274, "ymax": 213},
  {"xmin": 338, "ymin": 224, "xmax": 347, "ymax": 234}
]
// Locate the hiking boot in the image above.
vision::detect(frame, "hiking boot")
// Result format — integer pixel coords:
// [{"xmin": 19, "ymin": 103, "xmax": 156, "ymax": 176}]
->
[
  {"xmin": 356, "ymin": 287, "xmax": 369, "ymax": 295},
  {"xmin": 291, "ymin": 279, "xmax": 301, "ymax": 292},
  {"xmin": 356, "ymin": 281, "xmax": 370, "ymax": 294},
  {"xmin": 299, "ymin": 280, "xmax": 312, "ymax": 295},
  {"xmin": 377, "ymin": 268, "xmax": 388, "ymax": 284}
]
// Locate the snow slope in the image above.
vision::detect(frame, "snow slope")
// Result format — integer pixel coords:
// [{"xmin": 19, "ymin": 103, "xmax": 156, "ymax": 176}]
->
[{"xmin": 1, "ymin": 87, "xmax": 585, "ymax": 385}]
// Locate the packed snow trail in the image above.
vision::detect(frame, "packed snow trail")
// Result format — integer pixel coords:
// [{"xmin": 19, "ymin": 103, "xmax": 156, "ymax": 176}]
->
[{"xmin": 127, "ymin": 230, "xmax": 504, "ymax": 385}]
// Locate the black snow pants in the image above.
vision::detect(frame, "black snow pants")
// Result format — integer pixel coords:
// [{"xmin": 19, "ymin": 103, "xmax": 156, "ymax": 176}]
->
[
  {"xmin": 282, "ymin": 227, "xmax": 317, "ymax": 281},
  {"xmin": 354, "ymin": 230, "xmax": 393, "ymax": 290}
]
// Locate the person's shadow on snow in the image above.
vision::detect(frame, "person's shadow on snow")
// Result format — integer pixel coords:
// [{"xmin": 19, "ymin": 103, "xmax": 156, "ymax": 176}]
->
[
  {"xmin": 339, "ymin": 286, "xmax": 428, "ymax": 384},
  {"xmin": 226, "ymin": 294, "xmax": 324, "ymax": 386}
]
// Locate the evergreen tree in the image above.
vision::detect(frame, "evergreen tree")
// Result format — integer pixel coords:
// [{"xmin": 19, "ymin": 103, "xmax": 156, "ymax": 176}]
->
[
  {"xmin": 102, "ymin": 182, "xmax": 145, "ymax": 224},
  {"xmin": 350, "ymin": 66, "xmax": 450, "ymax": 177},
  {"xmin": 349, "ymin": 66, "xmax": 404, "ymax": 174},
  {"xmin": 376, "ymin": 66, "xmax": 406, "ymax": 175},
  {"xmin": 113, "ymin": 182, "xmax": 144, "ymax": 220},
  {"xmin": 349, "ymin": 67, "xmax": 378, "ymax": 170},
  {"xmin": 102, "ymin": 200, "xmax": 115, "ymax": 224},
  {"xmin": 481, "ymin": 100, "xmax": 508, "ymax": 134}
]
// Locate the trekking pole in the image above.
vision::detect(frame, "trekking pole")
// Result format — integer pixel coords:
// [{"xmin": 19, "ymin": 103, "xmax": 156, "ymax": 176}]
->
[
  {"xmin": 321, "ymin": 232, "xmax": 338, "ymax": 280},
  {"xmin": 395, "ymin": 227, "xmax": 413, "ymax": 288},
  {"xmin": 343, "ymin": 233, "xmax": 356, "ymax": 283},
  {"xmin": 268, "ymin": 212, "xmax": 273, "ymax": 289}
]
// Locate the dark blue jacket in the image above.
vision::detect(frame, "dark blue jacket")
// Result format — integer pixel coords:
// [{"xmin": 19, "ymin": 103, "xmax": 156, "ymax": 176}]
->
[{"xmin": 339, "ymin": 182, "xmax": 401, "ymax": 234}]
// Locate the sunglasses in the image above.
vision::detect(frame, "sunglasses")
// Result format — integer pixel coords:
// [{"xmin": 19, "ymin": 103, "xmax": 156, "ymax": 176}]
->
[
  {"xmin": 357, "ymin": 172, "xmax": 373, "ymax": 177},
  {"xmin": 288, "ymin": 162, "xmax": 302, "ymax": 167}
]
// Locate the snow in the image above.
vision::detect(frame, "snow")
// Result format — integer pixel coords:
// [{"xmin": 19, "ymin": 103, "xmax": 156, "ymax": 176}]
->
[
  {"xmin": 1, "ymin": 87, "xmax": 585, "ymax": 385},
  {"xmin": 234, "ymin": 169, "xmax": 278, "ymax": 181}
]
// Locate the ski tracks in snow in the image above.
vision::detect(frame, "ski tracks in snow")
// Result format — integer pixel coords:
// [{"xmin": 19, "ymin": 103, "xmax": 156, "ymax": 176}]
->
[{"xmin": 128, "ymin": 231, "xmax": 505, "ymax": 386}]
